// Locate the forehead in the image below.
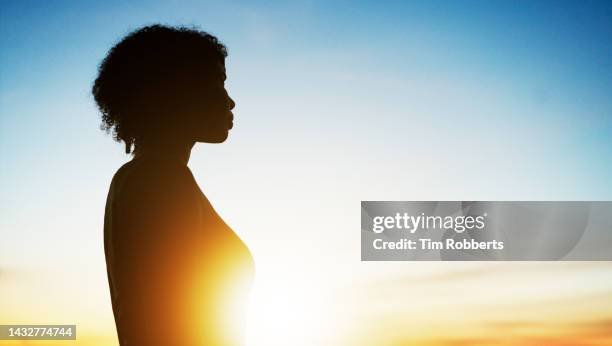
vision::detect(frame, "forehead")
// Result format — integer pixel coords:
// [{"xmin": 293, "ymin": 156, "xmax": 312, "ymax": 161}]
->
[
  {"xmin": 216, "ymin": 60, "xmax": 226, "ymax": 75},
  {"xmin": 207, "ymin": 59, "xmax": 226, "ymax": 79}
]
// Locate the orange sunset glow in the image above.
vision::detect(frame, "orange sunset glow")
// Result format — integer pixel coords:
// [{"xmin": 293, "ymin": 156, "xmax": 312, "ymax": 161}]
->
[{"xmin": 2, "ymin": 1, "xmax": 612, "ymax": 345}]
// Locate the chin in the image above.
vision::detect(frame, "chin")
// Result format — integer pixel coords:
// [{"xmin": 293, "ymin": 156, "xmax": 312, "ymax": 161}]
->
[{"xmin": 198, "ymin": 131, "xmax": 229, "ymax": 144}]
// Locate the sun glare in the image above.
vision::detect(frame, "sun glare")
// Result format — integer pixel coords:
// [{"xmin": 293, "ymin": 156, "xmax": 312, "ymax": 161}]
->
[{"xmin": 245, "ymin": 268, "xmax": 335, "ymax": 346}]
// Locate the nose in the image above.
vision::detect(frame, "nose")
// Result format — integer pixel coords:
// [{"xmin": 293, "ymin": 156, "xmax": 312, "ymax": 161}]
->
[{"xmin": 228, "ymin": 95, "xmax": 236, "ymax": 110}]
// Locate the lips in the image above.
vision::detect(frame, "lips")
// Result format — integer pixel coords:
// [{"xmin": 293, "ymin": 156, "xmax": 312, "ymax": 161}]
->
[{"xmin": 228, "ymin": 112, "xmax": 234, "ymax": 129}]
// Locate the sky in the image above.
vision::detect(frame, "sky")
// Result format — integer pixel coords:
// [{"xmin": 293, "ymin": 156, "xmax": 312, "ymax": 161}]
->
[{"xmin": 1, "ymin": 0, "xmax": 612, "ymax": 345}]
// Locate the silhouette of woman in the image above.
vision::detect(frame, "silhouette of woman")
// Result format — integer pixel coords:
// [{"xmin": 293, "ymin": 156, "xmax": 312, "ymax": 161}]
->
[{"xmin": 93, "ymin": 25, "xmax": 254, "ymax": 345}]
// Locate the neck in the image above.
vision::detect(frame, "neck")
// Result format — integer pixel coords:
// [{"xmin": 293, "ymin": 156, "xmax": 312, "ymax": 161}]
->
[{"xmin": 133, "ymin": 139, "xmax": 195, "ymax": 165}]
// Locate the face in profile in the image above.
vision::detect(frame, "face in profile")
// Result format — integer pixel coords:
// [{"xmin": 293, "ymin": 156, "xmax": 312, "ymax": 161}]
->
[
  {"xmin": 93, "ymin": 25, "xmax": 235, "ymax": 153},
  {"xmin": 179, "ymin": 59, "xmax": 236, "ymax": 144}
]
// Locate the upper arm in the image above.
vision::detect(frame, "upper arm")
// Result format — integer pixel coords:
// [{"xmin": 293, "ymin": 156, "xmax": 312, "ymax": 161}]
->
[
  {"xmin": 109, "ymin": 163, "xmax": 204, "ymax": 339},
  {"xmin": 119, "ymin": 163, "xmax": 202, "ymax": 245}
]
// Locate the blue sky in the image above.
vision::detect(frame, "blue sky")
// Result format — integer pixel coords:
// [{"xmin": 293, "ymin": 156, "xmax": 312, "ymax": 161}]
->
[
  {"xmin": 2, "ymin": 0, "xmax": 611, "ymax": 200},
  {"xmin": 1, "ymin": 1, "xmax": 612, "ymax": 344}
]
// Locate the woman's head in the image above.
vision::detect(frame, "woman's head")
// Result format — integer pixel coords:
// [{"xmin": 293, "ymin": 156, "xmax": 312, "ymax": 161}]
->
[{"xmin": 92, "ymin": 24, "xmax": 235, "ymax": 153}]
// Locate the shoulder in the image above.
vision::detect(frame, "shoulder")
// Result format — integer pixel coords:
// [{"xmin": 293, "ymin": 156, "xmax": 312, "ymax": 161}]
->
[{"xmin": 109, "ymin": 158, "xmax": 198, "ymax": 208}]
